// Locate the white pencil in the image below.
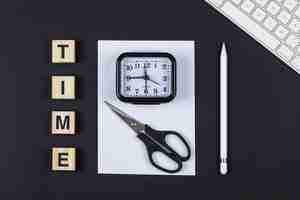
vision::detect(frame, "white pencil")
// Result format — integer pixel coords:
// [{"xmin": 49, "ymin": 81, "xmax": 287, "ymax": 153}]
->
[{"xmin": 220, "ymin": 43, "xmax": 228, "ymax": 175}]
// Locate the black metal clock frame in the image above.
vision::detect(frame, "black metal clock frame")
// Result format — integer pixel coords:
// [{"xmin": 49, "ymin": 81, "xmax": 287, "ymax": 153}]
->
[{"xmin": 116, "ymin": 52, "xmax": 177, "ymax": 104}]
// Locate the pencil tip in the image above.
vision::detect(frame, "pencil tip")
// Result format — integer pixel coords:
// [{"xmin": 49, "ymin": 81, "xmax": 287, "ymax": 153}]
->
[{"xmin": 222, "ymin": 42, "xmax": 226, "ymax": 50}]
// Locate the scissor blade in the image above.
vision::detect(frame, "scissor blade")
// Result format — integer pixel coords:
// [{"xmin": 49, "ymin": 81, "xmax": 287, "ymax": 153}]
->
[{"xmin": 104, "ymin": 101, "xmax": 145, "ymax": 134}]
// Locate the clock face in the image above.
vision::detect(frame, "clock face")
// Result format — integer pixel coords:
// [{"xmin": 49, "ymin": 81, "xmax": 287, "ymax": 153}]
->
[{"xmin": 117, "ymin": 53, "xmax": 176, "ymax": 104}]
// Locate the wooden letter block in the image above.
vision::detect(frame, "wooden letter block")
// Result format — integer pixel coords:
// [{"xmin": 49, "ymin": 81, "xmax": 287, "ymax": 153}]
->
[
  {"xmin": 52, "ymin": 40, "xmax": 76, "ymax": 63},
  {"xmin": 51, "ymin": 75, "xmax": 76, "ymax": 100},
  {"xmin": 51, "ymin": 111, "xmax": 76, "ymax": 135},
  {"xmin": 52, "ymin": 147, "xmax": 76, "ymax": 171}
]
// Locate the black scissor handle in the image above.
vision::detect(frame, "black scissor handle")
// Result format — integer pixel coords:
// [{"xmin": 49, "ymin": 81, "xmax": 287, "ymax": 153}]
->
[
  {"xmin": 137, "ymin": 125, "xmax": 191, "ymax": 173},
  {"xmin": 162, "ymin": 130, "xmax": 191, "ymax": 161}
]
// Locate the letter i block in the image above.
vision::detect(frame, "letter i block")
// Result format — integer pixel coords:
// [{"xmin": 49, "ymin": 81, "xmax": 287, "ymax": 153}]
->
[
  {"xmin": 51, "ymin": 75, "xmax": 76, "ymax": 100},
  {"xmin": 51, "ymin": 111, "xmax": 76, "ymax": 135},
  {"xmin": 52, "ymin": 147, "xmax": 76, "ymax": 171},
  {"xmin": 52, "ymin": 40, "xmax": 76, "ymax": 63}
]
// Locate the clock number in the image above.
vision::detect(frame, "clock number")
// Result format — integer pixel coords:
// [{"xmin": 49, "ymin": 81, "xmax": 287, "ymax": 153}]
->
[
  {"xmin": 144, "ymin": 62, "xmax": 151, "ymax": 68},
  {"xmin": 144, "ymin": 89, "xmax": 148, "ymax": 94},
  {"xmin": 163, "ymin": 76, "xmax": 168, "ymax": 82},
  {"xmin": 135, "ymin": 63, "xmax": 140, "ymax": 69},
  {"xmin": 126, "ymin": 65, "xmax": 133, "ymax": 71},
  {"xmin": 126, "ymin": 86, "xmax": 131, "ymax": 91},
  {"xmin": 162, "ymin": 64, "xmax": 168, "ymax": 70},
  {"xmin": 163, "ymin": 87, "xmax": 167, "ymax": 93},
  {"xmin": 135, "ymin": 88, "xmax": 139, "ymax": 94},
  {"xmin": 153, "ymin": 88, "xmax": 158, "ymax": 95}
]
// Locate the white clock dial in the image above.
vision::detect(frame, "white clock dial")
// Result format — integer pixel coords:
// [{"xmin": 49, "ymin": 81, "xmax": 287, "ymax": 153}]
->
[{"xmin": 120, "ymin": 57, "xmax": 172, "ymax": 98}]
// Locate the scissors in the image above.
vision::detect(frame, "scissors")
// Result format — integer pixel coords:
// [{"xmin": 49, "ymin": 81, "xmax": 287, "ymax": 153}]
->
[{"xmin": 104, "ymin": 101, "xmax": 191, "ymax": 173}]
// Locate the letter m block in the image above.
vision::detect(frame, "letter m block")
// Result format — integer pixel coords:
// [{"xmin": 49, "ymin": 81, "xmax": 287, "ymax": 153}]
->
[{"xmin": 51, "ymin": 111, "xmax": 76, "ymax": 135}]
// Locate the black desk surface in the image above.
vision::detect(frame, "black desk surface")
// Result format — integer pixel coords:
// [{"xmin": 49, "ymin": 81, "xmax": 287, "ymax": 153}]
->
[{"xmin": 1, "ymin": 0, "xmax": 300, "ymax": 198}]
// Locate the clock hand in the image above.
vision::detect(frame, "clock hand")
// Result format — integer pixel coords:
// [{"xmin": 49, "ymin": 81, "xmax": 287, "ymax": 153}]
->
[
  {"xmin": 127, "ymin": 75, "xmax": 146, "ymax": 80},
  {"xmin": 145, "ymin": 75, "xmax": 161, "ymax": 86},
  {"xmin": 148, "ymin": 79, "xmax": 161, "ymax": 86},
  {"xmin": 144, "ymin": 66, "xmax": 148, "ymax": 92}
]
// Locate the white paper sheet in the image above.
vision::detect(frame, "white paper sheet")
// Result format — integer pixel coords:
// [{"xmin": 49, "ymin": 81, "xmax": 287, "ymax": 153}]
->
[{"xmin": 98, "ymin": 41, "xmax": 195, "ymax": 175}]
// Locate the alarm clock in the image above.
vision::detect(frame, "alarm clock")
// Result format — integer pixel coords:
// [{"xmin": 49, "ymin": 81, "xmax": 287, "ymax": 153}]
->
[{"xmin": 116, "ymin": 52, "xmax": 176, "ymax": 104}]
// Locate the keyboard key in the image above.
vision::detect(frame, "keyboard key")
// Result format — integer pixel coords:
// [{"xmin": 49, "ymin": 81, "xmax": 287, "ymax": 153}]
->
[
  {"xmin": 275, "ymin": 26, "xmax": 289, "ymax": 39},
  {"xmin": 277, "ymin": 10, "xmax": 292, "ymax": 24},
  {"xmin": 252, "ymin": 8, "xmax": 266, "ymax": 22},
  {"xmin": 264, "ymin": 17, "xmax": 278, "ymax": 31},
  {"xmin": 291, "ymin": 56, "xmax": 300, "ymax": 69},
  {"xmin": 295, "ymin": 7, "xmax": 300, "ymax": 18},
  {"xmin": 267, "ymin": 2, "xmax": 281, "ymax": 15},
  {"xmin": 255, "ymin": 0, "xmax": 269, "ymax": 6},
  {"xmin": 241, "ymin": 0, "xmax": 255, "ymax": 13},
  {"xmin": 206, "ymin": 0, "xmax": 225, "ymax": 6},
  {"xmin": 283, "ymin": 0, "xmax": 297, "ymax": 11},
  {"xmin": 277, "ymin": 45, "xmax": 294, "ymax": 60},
  {"xmin": 288, "ymin": 19, "xmax": 300, "ymax": 32},
  {"xmin": 221, "ymin": 2, "xmax": 280, "ymax": 50},
  {"xmin": 286, "ymin": 34, "xmax": 300, "ymax": 48},
  {"xmin": 232, "ymin": 0, "xmax": 242, "ymax": 4}
]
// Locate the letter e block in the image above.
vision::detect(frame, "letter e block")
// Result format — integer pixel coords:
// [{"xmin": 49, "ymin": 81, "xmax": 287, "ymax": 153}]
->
[
  {"xmin": 51, "ymin": 75, "xmax": 76, "ymax": 100},
  {"xmin": 52, "ymin": 40, "xmax": 76, "ymax": 63},
  {"xmin": 51, "ymin": 111, "xmax": 76, "ymax": 135},
  {"xmin": 52, "ymin": 147, "xmax": 76, "ymax": 171}
]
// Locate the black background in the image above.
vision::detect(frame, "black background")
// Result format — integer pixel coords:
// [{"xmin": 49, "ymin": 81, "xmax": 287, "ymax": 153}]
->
[{"xmin": 1, "ymin": 0, "xmax": 300, "ymax": 199}]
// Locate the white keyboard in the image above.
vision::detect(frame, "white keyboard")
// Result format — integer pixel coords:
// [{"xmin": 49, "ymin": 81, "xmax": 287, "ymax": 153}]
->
[{"xmin": 205, "ymin": 0, "xmax": 300, "ymax": 74}]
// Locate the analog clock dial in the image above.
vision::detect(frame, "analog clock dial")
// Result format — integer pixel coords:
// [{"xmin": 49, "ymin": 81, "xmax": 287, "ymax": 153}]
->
[{"xmin": 120, "ymin": 57, "xmax": 172, "ymax": 97}]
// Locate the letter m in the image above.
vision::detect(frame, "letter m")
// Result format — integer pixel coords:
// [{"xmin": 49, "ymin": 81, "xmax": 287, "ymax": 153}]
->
[{"xmin": 56, "ymin": 115, "xmax": 70, "ymax": 130}]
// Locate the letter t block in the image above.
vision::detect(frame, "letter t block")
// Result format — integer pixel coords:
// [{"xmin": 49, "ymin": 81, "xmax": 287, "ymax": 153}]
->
[{"xmin": 51, "ymin": 40, "xmax": 76, "ymax": 63}]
